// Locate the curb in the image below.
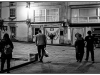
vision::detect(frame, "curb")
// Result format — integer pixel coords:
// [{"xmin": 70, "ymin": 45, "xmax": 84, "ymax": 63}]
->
[{"xmin": 0, "ymin": 54, "xmax": 38, "ymax": 73}]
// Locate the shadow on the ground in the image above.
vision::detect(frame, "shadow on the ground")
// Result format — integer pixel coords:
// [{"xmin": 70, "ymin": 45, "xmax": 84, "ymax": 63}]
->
[{"xmin": 71, "ymin": 61, "xmax": 94, "ymax": 73}]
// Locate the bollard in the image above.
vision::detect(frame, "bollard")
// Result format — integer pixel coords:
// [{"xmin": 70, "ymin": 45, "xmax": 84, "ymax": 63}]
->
[{"xmin": 29, "ymin": 53, "xmax": 38, "ymax": 61}]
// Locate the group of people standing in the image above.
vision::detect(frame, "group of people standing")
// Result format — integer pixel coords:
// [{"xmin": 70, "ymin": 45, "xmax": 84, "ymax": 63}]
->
[{"xmin": 75, "ymin": 31, "xmax": 95, "ymax": 63}]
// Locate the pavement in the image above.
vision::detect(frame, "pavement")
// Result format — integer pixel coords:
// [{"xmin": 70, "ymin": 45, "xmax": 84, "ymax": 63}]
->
[
  {"xmin": 0, "ymin": 42, "xmax": 100, "ymax": 73},
  {"xmin": 0, "ymin": 42, "xmax": 38, "ymax": 73}
]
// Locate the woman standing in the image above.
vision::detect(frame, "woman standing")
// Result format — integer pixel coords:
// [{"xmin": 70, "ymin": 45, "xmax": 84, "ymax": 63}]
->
[
  {"xmin": 75, "ymin": 33, "xmax": 85, "ymax": 62},
  {"xmin": 1, "ymin": 33, "xmax": 14, "ymax": 73}
]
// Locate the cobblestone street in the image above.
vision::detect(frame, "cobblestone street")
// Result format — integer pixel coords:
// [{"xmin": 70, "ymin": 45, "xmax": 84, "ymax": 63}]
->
[{"xmin": 1, "ymin": 42, "xmax": 100, "ymax": 74}]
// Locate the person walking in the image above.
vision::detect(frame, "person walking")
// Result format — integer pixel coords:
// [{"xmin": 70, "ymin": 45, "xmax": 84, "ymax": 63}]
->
[
  {"xmin": 35, "ymin": 30, "xmax": 47, "ymax": 63},
  {"xmin": 85, "ymin": 31, "xmax": 95, "ymax": 63},
  {"xmin": 1, "ymin": 33, "xmax": 14, "ymax": 73},
  {"xmin": 75, "ymin": 33, "xmax": 85, "ymax": 62}
]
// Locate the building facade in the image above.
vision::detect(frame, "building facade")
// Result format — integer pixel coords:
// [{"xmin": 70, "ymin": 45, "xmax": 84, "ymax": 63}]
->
[
  {"xmin": 69, "ymin": 2, "xmax": 100, "ymax": 46},
  {"xmin": 1, "ymin": 1, "xmax": 100, "ymax": 45},
  {"xmin": 0, "ymin": 2, "xmax": 71, "ymax": 44}
]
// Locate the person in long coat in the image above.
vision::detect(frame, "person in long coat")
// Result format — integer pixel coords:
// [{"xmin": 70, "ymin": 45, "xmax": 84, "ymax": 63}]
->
[{"xmin": 75, "ymin": 33, "xmax": 85, "ymax": 62}]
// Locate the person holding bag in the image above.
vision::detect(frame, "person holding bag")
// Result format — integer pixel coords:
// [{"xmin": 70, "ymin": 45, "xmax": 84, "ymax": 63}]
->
[
  {"xmin": 35, "ymin": 30, "xmax": 47, "ymax": 63},
  {"xmin": 1, "ymin": 33, "xmax": 14, "ymax": 73}
]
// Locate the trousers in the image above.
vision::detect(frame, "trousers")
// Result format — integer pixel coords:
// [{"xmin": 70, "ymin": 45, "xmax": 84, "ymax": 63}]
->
[
  {"xmin": 37, "ymin": 45, "xmax": 45, "ymax": 61},
  {"xmin": 86, "ymin": 47, "xmax": 94, "ymax": 61}
]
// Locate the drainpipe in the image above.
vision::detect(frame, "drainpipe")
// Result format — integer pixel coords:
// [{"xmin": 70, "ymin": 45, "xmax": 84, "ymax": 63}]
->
[{"xmin": 26, "ymin": 2, "xmax": 30, "ymax": 42}]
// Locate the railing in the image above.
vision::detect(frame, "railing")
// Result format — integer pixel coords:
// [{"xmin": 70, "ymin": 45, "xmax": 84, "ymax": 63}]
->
[{"xmin": 71, "ymin": 16, "xmax": 100, "ymax": 23}]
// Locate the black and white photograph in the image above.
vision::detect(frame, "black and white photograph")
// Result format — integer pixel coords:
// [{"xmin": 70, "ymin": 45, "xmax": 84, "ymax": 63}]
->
[{"xmin": 0, "ymin": 0, "xmax": 100, "ymax": 74}]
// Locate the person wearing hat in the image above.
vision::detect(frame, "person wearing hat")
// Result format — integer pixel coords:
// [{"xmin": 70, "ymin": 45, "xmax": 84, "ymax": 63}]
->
[{"xmin": 75, "ymin": 33, "xmax": 85, "ymax": 62}]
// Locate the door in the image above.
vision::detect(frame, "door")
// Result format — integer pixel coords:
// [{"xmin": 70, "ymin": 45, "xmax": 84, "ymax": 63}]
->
[
  {"xmin": 10, "ymin": 26, "xmax": 16, "ymax": 40},
  {"xmin": 32, "ymin": 28, "xmax": 40, "ymax": 42}
]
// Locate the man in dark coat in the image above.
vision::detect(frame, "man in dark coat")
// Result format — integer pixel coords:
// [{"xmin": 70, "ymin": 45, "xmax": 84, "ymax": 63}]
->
[
  {"xmin": 35, "ymin": 30, "xmax": 47, "ymax": 62},
  {"xmin": 85, "ymin": 31, "xmax": 95, "ymax": 63}
]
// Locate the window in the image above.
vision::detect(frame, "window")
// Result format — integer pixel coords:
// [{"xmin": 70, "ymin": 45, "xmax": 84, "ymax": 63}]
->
[
  {"xmin": 35, "ymin": 28, "xmax": 40, "ymax": 35},
  {"xmin": 10, "ymin": 26, "xmax": 16, "ymax": 39},
  {"xmin": 46, "ymin": 8, "xmax": 59, "ymax": 22},
  {"xmin": 9, "ymin": 2, "xmax": 16, "ymax": 6},
  {"xmin": 10, "ymin": 8, "xmax": 16, "ymax": 17},
  {"xmin": 34, "ymin": 8, "xmax": 59, "ymax": 22},
  {"xmin": 60, "ymin": 31, "xmax": 63, "ymax": 36},
  {"xmin": 34, "ymin": 9, "xmax": 45, "ymax": 22},
  {"xmin": 72, "ymin": 9, "xmax": 79, "ymax": 17},
  {"xmin": 79, "ymin": 8, "xmax": 97, "ymax": 17},
  {"xmin": 10, "ymin": 27, "xmax": 16, "ymax": 34}
]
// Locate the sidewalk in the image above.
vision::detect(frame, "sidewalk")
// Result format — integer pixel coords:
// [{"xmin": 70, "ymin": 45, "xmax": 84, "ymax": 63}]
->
[{"xmin": 0, "ymin": 42, "xmax": 38, "ymax": 73}]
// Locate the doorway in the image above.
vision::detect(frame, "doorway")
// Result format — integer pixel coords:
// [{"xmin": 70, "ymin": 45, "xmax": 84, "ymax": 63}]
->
[{"xmin": 32, "ymin": 27, "xmax": 40, "ymax": 42}]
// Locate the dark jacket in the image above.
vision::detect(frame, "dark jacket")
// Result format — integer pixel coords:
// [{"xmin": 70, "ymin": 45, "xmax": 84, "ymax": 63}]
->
[
  {"xmin": 35, "ymin": 33, "xmax": 47, "ymax": 46},
  {"xmin": 85, "ymin": 35, "xmax": 95, "ymax": 47},
  {"xmin": 75, "ymin": 37, "xmax": 85, "ymax": 53},
  {"xmin": 1, "ymin": 38, "xmax": 14, "ymax": 58}
]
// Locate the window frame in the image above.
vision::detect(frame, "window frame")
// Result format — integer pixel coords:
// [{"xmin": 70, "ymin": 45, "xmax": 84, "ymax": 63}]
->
[
  {"xmin": 34, "ymin": 8, "xmax": 59, "ymax": 22},
  {"xmin": 10, "ymin": 8, "xmax": 16, "ymax": 17}
]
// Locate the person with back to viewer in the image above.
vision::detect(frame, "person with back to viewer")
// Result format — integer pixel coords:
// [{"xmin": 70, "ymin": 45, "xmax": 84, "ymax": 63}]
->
[
  {"xmin": 35, "ymin": 30, "xmax": 47, "ymax": 63},
  {"xmin": 85, "ymin": 31, "xmax": 95, "ymax": 63},
  {"xmin": 1, "ymin": 33, "xmax": 14, "ymax": 73}
]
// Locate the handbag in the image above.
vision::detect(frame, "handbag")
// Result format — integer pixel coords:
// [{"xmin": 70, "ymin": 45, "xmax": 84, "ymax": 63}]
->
[
  {"xmin": 4, "ymin": 45, "xmax": 12, "ymax": 55},
  {"xmin": 44, "ymin": 47, "xmax": 49, "ymax": 57}
]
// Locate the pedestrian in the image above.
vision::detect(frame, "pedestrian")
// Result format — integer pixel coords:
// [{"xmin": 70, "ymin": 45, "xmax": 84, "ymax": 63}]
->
[
  {"xmin": 1, "ymin": 33, "xmax": 14, "ymax": 73},
  {"xmin": 85, "ymin": 31, "xmax": 95, "ymax": 63},
  {"xmin": 35, "ymin": 30, "xmax": 47, "ymax": 63},
  {"xmin": 75, "ymin": 33, "xmax": 80, "ymax": 62},
  {"xmin": 75, "ymin": 33, "xmax": 85, "ymax": 62},
  {"xmin": 77, "ymin": 34, "xmax": 85, "ymax": 62}
]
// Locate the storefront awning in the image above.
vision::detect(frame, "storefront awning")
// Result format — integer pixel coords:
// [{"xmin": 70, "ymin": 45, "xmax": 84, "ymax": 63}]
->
[
  {"xmin": 69, "ymin": 23, "xmax": 100, "ymax": 27},
  {"xmin": 30, "ymin": 21, "xmax": 65, "ymax": 24}
]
